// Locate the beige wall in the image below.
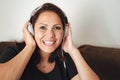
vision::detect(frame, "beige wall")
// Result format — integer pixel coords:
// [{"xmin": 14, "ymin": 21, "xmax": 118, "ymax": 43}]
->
[{"xmin": 0, "ymin": 0, "xmax": 120, "ymax": 48}]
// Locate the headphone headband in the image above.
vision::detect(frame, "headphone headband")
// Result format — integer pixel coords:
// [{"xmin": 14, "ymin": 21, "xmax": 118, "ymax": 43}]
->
[{"xmin": 30, "ymin": 3, "xmax": 68, "ymax": 27}]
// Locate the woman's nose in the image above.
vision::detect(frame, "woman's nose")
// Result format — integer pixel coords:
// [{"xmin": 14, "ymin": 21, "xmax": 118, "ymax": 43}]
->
[{"xmin": 46, "ymin": 29, "xmax": 55, "ymax": 38}]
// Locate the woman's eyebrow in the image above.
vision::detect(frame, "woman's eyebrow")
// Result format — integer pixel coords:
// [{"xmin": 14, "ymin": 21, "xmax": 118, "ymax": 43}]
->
[
  {"xmin": 39, "ymin": 23, "xmax": 62, "ymax": 27},
  {"xmin": 39, "ymin": 23, "xmax": 48, "ymax": 26},
  {"xmin": 53, "ymin": 24, "xmax": 63, "ymax": 27}
]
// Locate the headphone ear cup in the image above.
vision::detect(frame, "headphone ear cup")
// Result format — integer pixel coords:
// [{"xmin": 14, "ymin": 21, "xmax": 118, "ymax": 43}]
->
[
  {"xmin": 64, "ymin": 15, "xmax": 68, "ymax": 37},
  {"xmin": 29, "ymin": 16, "xmax": 33, "ymax": 24},
  {"xmin": 64, "ymin": 24, "xmax": 68, "ymax": 38},
  {"xmin": 28, "ymin": 23, "xmax": 34, "ymax": 36},
  {"xmin": 65, "ymin": 16, "xmax": 68, "ymax": 24}
]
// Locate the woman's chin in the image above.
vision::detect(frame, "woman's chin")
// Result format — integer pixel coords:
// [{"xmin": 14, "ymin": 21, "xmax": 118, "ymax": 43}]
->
[{"xmin": 41, "ymin": 49, "xmax": 55, "ymax": 54}]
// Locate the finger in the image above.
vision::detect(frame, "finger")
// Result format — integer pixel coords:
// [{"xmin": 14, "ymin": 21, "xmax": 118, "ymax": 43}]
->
[
  {"xmin": 23, "ymin": 21, "xmax": 30, "ymax": 32},
  {"xmin": 24, "ymin": 20, "xmax": 29, "ymax": 29}
]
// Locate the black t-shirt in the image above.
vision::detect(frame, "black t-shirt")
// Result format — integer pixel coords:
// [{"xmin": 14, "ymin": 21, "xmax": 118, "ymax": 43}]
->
[{"xmin": 0, "ymin": 46, "xmax": 78, "ymax": 80}]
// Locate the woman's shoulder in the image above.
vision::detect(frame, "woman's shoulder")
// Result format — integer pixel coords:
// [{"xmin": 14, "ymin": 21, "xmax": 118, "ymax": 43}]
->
[
  {"xmin": 63, "ymin": 52, "xmax": 78, "ymax": 79},
  {"xmin": 64, "ymin": 52, "xmax": 72, "ymax": 61}
]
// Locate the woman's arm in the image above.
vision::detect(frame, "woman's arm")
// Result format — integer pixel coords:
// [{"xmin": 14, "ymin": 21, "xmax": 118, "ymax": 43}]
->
[
  {"xmin": 0, "ymin": 21, "xmax": 36, "ymax": 80},
  {"xmin": 70, "ymin": 47, "xmax": 99, "ymax": 80},
  {"xmin": 0, "ymin": 45, "xmax": 35, "ymax": 80},
  {"xmin": 62, "ymin": 23, "xmax": 100, "ymax": 80}
]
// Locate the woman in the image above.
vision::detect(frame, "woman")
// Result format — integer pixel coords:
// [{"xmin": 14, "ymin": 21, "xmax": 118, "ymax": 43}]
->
[{"xmin": 0, "ymin": 3, "xmax": 99, "ymax": 80}]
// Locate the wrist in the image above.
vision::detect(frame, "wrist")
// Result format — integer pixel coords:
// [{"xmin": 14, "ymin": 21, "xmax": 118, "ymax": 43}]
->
[
  {"xmin": 25, "ymin": 43, "xmax": 36, "ymax": 52},
  {"xmin": 68, "ymin": 47, "xmax": 79, "ymax": 55}
]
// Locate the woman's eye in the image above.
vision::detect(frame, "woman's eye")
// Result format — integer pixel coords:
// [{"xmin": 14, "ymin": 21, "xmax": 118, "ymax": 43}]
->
[
  {"xmin": 39, "ymin": 26, "xmax": 46, "ymax": 30},
  {"xmin": 54, "ymin": 26, "xmax": 61, "ymax": 30}
]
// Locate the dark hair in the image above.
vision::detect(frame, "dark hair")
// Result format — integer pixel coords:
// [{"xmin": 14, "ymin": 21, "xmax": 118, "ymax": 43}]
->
[
  {"xmin": 30, "ymin": 3, "xmax": 68, "ymax": 30},
  {"xmin": 17, "ymin": 3, "xmax": 68, "ymax": 65}
]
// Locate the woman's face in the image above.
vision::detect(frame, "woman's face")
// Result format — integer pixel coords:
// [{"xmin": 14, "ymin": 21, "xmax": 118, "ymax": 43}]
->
[{"xmin": 34, "ymin": 11, "xmax": 64, "ymax": 54}]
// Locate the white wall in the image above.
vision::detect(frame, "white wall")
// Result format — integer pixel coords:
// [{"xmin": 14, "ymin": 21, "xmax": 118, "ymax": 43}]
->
[{"xmin": 0, "ymin": 0, "xmax": 120, "ymax": 48}]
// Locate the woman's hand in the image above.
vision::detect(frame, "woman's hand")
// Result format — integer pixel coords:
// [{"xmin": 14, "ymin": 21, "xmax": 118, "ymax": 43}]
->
[
  {"xmin": 62, "ymin": 23, "xmax": 77, "ymax": 54},
  {"xmin": 23, "ymin": 21, "xmax": 36, "ymax": 48}
]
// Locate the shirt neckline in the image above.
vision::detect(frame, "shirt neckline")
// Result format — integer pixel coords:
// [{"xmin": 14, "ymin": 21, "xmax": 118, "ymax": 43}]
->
[{"xmin": 35, "ymin": 61, "xmax": 57, "ymax": 75}]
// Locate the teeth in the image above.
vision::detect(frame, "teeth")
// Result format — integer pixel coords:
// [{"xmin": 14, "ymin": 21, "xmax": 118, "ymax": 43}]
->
[{"xmin": 44, "ymin": 41, "xmax": 55, "ymax": 45}]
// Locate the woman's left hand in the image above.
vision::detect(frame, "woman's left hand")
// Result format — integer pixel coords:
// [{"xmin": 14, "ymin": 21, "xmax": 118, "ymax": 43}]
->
[{"xmin": 62, "ymin": 23, "xmax": 76, "ymax": 54}]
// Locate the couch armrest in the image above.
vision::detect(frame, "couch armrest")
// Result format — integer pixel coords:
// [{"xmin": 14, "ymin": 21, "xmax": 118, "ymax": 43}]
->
[{"xmin": 78, "ymin": 45, "xmax": 120, "ymax": 80}]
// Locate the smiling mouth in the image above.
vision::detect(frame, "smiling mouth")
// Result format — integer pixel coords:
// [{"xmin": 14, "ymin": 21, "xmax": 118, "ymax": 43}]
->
[{"xmin": 43, "ymin": 40, "xmax": 55, "ymax": 46}]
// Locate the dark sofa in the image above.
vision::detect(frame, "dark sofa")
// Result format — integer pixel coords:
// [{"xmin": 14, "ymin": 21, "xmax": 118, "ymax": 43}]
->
[{"xmin": 0, "ymin": 42, "xmax": 120, "ymax": 80}]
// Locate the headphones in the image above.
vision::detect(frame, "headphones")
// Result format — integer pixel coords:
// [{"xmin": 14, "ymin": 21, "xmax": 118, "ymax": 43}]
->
[{"xmin": 28, "ymin": 6, "xmax": 42, "ymax": 36}]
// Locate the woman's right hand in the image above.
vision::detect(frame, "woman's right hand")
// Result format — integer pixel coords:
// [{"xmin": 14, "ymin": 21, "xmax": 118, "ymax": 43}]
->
[{"xmin": 23, "ymin": 21, "xmax": 36, "ymax": 49}]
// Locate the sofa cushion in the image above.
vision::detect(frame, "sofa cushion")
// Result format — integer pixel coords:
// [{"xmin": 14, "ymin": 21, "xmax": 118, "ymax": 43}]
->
[
  {"xmin": 78, "ymin": 45, "xmax": 120, "ymax": 80},
  {"xmin": 0, "ymin": 42, "xmax": 16, "ymax": 54}
]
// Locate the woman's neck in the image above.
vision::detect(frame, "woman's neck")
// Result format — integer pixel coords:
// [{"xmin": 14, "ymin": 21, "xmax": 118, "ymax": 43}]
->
[{"xmin": 39, "ymin": 50, "xmax": 51, "ymax": 62}]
